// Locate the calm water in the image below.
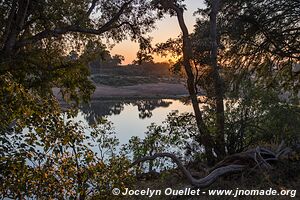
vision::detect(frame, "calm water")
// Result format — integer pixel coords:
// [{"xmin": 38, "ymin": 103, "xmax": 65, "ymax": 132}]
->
[{"xmin": 77, "ymin": 99, "xmax": 194, "ymax": 144}]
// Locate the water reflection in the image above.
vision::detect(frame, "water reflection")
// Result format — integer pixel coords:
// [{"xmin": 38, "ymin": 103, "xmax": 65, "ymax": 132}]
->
[
  {"xmin": 77, "ymin": 99, "xmax": 193, "ymax": 144},
  {"xmin": 134, "ymin": 100, "xmax": 172, "ymax": 119},
  {"xmin": 81, "ymin": 99, "xmax": 173, "ymax": 124}
]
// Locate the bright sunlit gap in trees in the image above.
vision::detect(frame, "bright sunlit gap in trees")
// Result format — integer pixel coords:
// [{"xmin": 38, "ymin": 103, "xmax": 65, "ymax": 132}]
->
[{"xmin": 111, "ymin": 0, "xmax": 205, "ymax": 64}]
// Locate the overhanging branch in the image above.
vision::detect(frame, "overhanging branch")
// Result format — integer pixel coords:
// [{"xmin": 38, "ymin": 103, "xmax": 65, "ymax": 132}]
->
[{"xmin": 15, "ymin": 0, "xmax": 135, "ymax": 48}]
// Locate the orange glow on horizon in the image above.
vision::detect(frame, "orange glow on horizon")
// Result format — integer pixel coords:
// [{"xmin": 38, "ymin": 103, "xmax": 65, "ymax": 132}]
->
[{"xmin": 110, "ymin": 0, "xmax": 205, "ymax": 65}]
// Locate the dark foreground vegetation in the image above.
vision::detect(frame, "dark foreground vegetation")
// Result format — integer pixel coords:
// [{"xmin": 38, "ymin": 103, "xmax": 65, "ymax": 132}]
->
[{"xmin": 0, "ymin": 0, "xmax": 299, "ymax": 199}]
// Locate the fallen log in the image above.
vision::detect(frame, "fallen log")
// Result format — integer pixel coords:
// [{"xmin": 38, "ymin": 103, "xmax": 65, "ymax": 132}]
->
[{"xmin": 131, "ymin": 142, "xmax": 293, "ymax": 188}]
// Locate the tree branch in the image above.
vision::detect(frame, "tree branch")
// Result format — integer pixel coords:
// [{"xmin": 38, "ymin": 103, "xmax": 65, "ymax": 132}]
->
[
  {"xmin": 15, "ymin": 0, "xmax": 135, "ymax": 48},
  {"xmin": 132, "ymin": 152, "xmax": 245, "ymax": 188},
  {"xmin": 131, "ymin": 143, "xmax": 292, "ymax": 188},
  {"xmin": 87, "ymin": 0, "xmax": 100, "ymax": 16}
]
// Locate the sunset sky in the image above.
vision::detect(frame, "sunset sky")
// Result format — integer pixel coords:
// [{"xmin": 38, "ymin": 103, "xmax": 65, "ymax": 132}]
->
[{"xmin": 110, "ymin": 0, "xmax": 206, "ymax": 64}]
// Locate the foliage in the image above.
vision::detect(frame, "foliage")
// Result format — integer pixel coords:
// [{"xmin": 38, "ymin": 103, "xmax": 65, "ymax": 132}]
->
[
  {"xmin": 195, "ymin": 79, "xmax": 300, "ymax": 155},
  {"xmin": 152, "ymin": 0, "xmax": 299, "ymax": 164},
  {"xmin": 223, "ymin": 78, "xmax": 300, "ymax": 153},
  {"xmin": 0, "ymin": 71, "xmax": 133, "ymax": 199},
  {"xmin": 198, "ymin": 0, "xmax": 300, "ymax": 95},
  {"xmin": 122, "ymin": 111, "xmax": 203, "ymax": 172},
  {"xmin": 124, "ymin": 92, "xmax": 300, "ymax": 174},
  {"xmin": 0, "ymin": 1, "xmax": 167, "ymax": 198},
  {"xmin": 0, "ymin": 98, "xmax": 134, "ymax": 199},
  {"xmin": 0, "ymin": 0, "xmax": 168, "ymax": 107},
  {"xmin": 132, "ymin": 37, "xmax": 154, "ymax": 65},
  {"xmin": 157, "ymin": 0, "xmax": 300, "ymax": 99}
]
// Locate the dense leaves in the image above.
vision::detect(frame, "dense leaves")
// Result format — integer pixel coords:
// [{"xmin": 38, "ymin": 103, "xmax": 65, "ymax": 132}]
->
[
  {"xmin": 215, "ymin": 0, "xmax": 299, "ymax": 95},
  {"xmin": 0, "ymin": 0, "xmax": 162, "ymax": 198},
  {"xmin": 1, "ymin": 102, "xmax": 135, "ymax": 199}
]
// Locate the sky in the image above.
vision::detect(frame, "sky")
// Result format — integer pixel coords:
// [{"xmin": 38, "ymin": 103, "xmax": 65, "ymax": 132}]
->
[{"xmin": 110, "ymin": 0, "xmax": 206, "ymax": 64}]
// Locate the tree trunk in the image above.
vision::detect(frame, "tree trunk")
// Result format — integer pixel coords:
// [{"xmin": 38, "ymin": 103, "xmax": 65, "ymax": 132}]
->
[
  {"xmin": 2, "ymin": 0, "xmax": 31, "ymax": 55},
  {"xmin": 210, "ymin": 0, "xmax": 226, "ymax": 159},
  {"xmin": 172, "ymin": 5, "xmax": 216, "ymax": 165}
]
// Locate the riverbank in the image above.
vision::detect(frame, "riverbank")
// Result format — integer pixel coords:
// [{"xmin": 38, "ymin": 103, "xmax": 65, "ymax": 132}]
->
[
  {"xmin": 91, "ymin": 83, "xmax": 188, "ymax": 100},
  {"xmin": 53, "ymin": 82, "xmax": 189, "ymax": 101}
]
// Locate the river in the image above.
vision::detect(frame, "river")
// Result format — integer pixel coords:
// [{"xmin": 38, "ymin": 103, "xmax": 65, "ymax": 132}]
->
[{"xmin": 76, "ymin": 98, "xmax": 194, "ymax": 145}]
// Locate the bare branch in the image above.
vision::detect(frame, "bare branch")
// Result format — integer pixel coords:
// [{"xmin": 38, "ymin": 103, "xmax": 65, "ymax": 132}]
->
[
  {"xmin": 131, "ymin": 143, "xmax": 293, "ymax": 188},
  {"xmin": 87, "ymin": 0, "xmax": 100, "ymax": 16},
  {"xmin": 132, "ymin": 152, "xmax": 245, "ymax": 188}
]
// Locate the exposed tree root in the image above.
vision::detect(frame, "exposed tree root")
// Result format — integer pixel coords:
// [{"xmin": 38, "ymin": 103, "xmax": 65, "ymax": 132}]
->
[{"xmin": 131, "ymin": 142, "xmax": 293, "ymax": 188}]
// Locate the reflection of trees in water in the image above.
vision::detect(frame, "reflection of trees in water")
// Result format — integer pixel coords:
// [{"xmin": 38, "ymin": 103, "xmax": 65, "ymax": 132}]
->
[
  {"xmin": 81, "ymin": 99, "xmax": 172, "ymax": 124},
  {"xmin": 133, "ymin": 100, "xmax": 172, "ymax": 119},
  {"xmin": 80, "ymin": 101, "xmax": 125, "ymax": 125}
]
